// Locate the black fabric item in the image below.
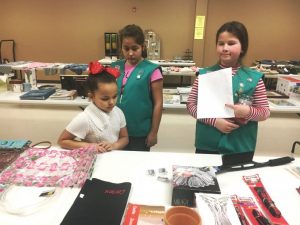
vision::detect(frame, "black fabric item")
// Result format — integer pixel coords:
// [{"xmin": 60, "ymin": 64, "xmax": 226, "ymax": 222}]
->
[
  {"xmin": 195, "ymin": 149, "xmax": 220, "ymax": 154},
  {"xmin": 60, "ymin": 178, "xmax": 131, "ymax": 225},
  {"xmin": 125, "ymin": 136, "xmax": 150, "ymax": 151}
]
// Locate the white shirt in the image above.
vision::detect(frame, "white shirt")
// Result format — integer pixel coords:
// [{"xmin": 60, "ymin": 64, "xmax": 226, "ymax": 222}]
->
[{"xmin": 66, "ymin": 103, "xmax": 126, "ymax": 144}]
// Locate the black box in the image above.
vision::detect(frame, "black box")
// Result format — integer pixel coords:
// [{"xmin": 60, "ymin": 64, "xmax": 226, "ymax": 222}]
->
[{"xmin": 60, "ymin": 75, "xmax": 88, "ymax": 97}]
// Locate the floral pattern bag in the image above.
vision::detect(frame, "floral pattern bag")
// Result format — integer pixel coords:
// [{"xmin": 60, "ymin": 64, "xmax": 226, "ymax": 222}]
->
[{"xmin": 0, "ymin": 147, "xmax": 97, "ymax": 188}]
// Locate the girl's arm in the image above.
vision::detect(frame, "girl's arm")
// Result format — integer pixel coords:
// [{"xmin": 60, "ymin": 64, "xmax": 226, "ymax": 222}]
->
[
  {"xmin": 226, "ymin": 79, "xmax": 270, "ymax": 121},
  {"xmin": 111, "ymin": 126, "xmax": 129, "ymax": 150},
  {"xmin": 245, "ymin": 79, "xmax": 270, "ymax": 121},
  {"xmin": 57, "ymin": 129, "xmax": 92, "ymax": 150},
  {"xmin": 146, "ymin": 79, "xmax": 163, "ymax": 147},
  {"xmin": 186, "ymin": 77, "xmax": 199, "ymax": 118}
]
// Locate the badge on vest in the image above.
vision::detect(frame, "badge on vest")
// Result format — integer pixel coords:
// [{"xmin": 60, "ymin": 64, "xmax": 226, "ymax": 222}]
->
[{"xmin": 136, "ymin": 69, "xmax": 144, "ymax": 79}]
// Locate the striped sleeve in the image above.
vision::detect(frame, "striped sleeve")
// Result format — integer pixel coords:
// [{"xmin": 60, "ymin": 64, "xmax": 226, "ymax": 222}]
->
[
  {"xmin": 186, "ymin": 78, "xmax": 216, "ymax": 126},
  {"xmin": 245, "ymin": 79, "xmax": 270, "ymax": 121}
]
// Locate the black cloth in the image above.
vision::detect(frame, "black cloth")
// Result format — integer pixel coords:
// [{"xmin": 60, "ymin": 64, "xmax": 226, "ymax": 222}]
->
[
  {"xmin": 60, "ymin": 178, "xmax": 131, "ymax": 225},
  {"xmin": 125, "ymin": 136, "xmax": 150, "ymax": 151},
  {"xmin": 196, "ymin": 149, "xmax": 220, "ymax": 154}
]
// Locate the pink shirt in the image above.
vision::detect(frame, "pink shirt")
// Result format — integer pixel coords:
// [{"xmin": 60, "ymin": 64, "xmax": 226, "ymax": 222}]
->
[{"xmin": 122, "ymin": 63, "xmax": 163, "ymax": 86}]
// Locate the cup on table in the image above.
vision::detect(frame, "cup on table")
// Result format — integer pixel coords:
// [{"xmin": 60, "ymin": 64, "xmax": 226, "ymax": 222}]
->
[{"xmin": 164, "ymin": 206, "xmax": 201, "ymax": 225}]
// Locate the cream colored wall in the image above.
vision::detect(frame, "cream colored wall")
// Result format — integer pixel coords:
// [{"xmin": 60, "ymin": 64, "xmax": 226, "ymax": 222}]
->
[
  {"xmin": 0, "ymin": 104, "xmax": 81, "ymax": 145},
  {"xmin": 0, "ymin": 0, "xmax": 196, "ymax": 63},
  {"xmin": 0, "ymin": 104, "xmax": 299, "ymax": 157},
  {"xmin": 203, "ymin": 0, "xmax": 300, "ymax": 66}
]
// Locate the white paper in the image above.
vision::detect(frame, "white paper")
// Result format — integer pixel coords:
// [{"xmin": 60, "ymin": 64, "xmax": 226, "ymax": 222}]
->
[
  {"xmin": 197, "ymin": 68, "xmax": 234, "ymax": 118},
  {"xmin": 195, "ymin": 193, "xmax": 241, "ymax": 225}
]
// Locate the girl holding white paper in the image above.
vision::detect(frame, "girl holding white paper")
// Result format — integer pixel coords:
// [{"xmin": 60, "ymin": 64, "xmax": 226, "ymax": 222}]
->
[{"xmin": 187, "ymin": 21, "xmax": 270, "ymax": 154}]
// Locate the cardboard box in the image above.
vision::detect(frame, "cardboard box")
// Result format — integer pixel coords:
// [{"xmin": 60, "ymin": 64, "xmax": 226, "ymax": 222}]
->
[
  {"xmin": 276, "ymin": 76, "xmax": 300, "ymax": 96},
  {"xmin": 289, "ymin": 85, "xmax": 300, "ymax": 99}
]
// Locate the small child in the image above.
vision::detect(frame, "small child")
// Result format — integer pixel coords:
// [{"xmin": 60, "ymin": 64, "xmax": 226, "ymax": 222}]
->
[{"xmin": 57, "ymin": 61, "xmax": 129, "ymax": 153}]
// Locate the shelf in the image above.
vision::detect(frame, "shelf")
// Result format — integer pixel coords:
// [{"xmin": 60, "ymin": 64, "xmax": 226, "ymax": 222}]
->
[
  {"xmin": 0, "ymin": 91, "xmax": 188, "ymax": 109},
  {"xmin": 150, "ymin": 60, "xmax": 195, "ymax": 67},
  {"xmin": 98, "ymin": 58, "xmax": 196, "ymax": 67},
  {"xmin": 264, "ymin": 74, "xmax": 300, "ymax": 78},
  {"xmin": 162, "ymin": 71, "xmax": 195, "ymax": 76}
]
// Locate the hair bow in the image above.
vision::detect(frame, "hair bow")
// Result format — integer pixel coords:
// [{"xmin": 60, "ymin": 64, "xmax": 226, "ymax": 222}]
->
[{"xmin": 88, "ymin": 61, "xmax": 120, "ymax": 79}]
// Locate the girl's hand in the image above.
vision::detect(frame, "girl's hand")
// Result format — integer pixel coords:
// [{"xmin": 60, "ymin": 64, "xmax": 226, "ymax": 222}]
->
[
  {"xmin": 146, "ymin": 131, "xmax": 158, "ymax": 147},
  {"xmin": 96, "ymin": 141, "xmax": 113, "ymax": 153},
  {"xmin": 215, "ymin": 118, "xmax": 239, "ymax": 134},
  {"xmin": 225, "ymin": 104, "xmax": 250, "ymax": 118}
]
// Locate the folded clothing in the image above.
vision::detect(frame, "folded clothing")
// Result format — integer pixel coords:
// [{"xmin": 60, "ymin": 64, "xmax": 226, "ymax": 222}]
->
[{"xmin": 60, "ymin": 178, "xmax": 131, "ymax": 225}]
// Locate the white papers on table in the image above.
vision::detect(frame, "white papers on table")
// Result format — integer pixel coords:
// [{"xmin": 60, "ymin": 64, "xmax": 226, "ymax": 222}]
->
[
  {"xmin": 197, "ymin": 68, "xmax": 234, "ymax": 119},
  {"xmin": 195, "ymin": 193, "xmax": 241, "ymax": 225}
]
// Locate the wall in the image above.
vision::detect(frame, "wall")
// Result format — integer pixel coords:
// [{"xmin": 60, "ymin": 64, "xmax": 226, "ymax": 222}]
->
[
  {"xmin": 0, "ymin": 104, "xmax": 299, "ymax": 157},
  {"xmin": 203, "ymin": 0, "xmax": 300, "ymax": 66},
  {"xmin": 0, "ymin": 0, "xmax": 196, "ymax": 63},
  {"xmin": 1, "ymin": 0, "xmax": 300, "ymax": 67}
]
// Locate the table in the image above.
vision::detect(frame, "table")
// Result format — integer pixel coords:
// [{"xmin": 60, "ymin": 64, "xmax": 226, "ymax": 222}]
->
[{"xmin": 0, "ymin": 150, "xmax": 299, "ymax": 225}]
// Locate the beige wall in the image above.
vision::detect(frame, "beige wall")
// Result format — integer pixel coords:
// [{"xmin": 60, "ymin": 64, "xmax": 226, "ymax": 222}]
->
[
  {"xmin": 0, "ymin": 0, "xmax": 196, "ymax": 63},
  {"xmin": 1, "ymin": 104, "xmax": 299, "ymax": 156},
  {"xmin": 203, "ymin": 0, "xmax": 300, "ymax": 66},
  {"xmin": 1, "ymin": 0, "xmax": 300, "ymax": 67}
]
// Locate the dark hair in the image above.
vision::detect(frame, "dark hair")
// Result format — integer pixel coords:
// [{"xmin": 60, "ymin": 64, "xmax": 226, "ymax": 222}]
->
[
  {"xmin": 216, "ymin": 21, "xmax": 248, "ymax": 60},
  {"xmin": 119, "ymin": 24, "xmax": 147, "ymax": 58},
  {"xmin": 86, "ymin": 72, "xmax": 116, "ymax": 94}
]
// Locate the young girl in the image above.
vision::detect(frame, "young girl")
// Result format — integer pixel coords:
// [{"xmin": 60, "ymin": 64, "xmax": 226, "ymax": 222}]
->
[
  {"xmin": 57, "ymin": 61, "xmax": 129, "ymax": 153},
  {"xmin": 187, "ymin": 21, "xmax": 270, "ymax": 154},
  {"xmin": 111, "ymin": 24, "xmax": 163, "ymax": 151}
]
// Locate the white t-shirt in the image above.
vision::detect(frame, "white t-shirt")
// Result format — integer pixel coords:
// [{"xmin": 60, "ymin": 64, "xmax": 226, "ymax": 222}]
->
[{"xmin": 66, "ymin": 103, "xmax": 126, "ymax": 144}]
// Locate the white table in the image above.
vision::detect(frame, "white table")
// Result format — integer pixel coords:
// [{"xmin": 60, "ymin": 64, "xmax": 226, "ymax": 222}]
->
[{"xmin": 0, "ymin": 151, "xmax": 299, "ymax": 225}]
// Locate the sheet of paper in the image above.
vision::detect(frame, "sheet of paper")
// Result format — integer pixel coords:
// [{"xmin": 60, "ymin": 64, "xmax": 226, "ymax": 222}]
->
[
  {"xmin": 197, "ymin": 67, "xmax": 234, "ymax": 118},
  {"xmin": 195, "ymin": 193, "xmax": 241, "ymax": 225}
]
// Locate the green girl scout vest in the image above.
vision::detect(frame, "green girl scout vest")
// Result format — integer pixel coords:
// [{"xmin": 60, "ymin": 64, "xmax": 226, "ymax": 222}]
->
[
  {"xmin": 111, "ymin": 59, "xmax": 160, "ymax": 137},
  {"xmin": 195, "ymin": 64, "xmax": 263, "ymax": 154}
]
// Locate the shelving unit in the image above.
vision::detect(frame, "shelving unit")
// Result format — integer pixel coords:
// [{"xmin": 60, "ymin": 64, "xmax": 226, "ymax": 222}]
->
[
  {"xmin": 3, "ymin": 60, "xmax": 196, "ymax": 105},
  {"xmin": 263, "ymin": 73, "xmax": 300, "ymax": 90},
  {"xmin": 99, "ymin": 58, "xmax": 197, "ymax": 87}
]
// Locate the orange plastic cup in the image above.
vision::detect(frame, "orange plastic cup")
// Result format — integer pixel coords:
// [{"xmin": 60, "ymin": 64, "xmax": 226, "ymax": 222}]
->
[{"xmin": 164, "ymin": 206, "xmax": 201, "ymax": 225}]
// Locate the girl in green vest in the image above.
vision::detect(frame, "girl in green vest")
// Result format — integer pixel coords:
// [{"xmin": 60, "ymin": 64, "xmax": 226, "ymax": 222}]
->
[
  {"xmin": 187, "ymin": 21, "xmax": 270, "ymax": 154},
  {"xmin": 111, "ymin": 24, "xmax": 163, "ymax": 151}
]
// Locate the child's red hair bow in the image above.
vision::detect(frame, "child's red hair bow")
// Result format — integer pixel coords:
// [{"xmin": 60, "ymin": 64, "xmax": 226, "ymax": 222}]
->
[{"xmin": 88, "ymin": 61, "xmax": 120, "ymax": 79}]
